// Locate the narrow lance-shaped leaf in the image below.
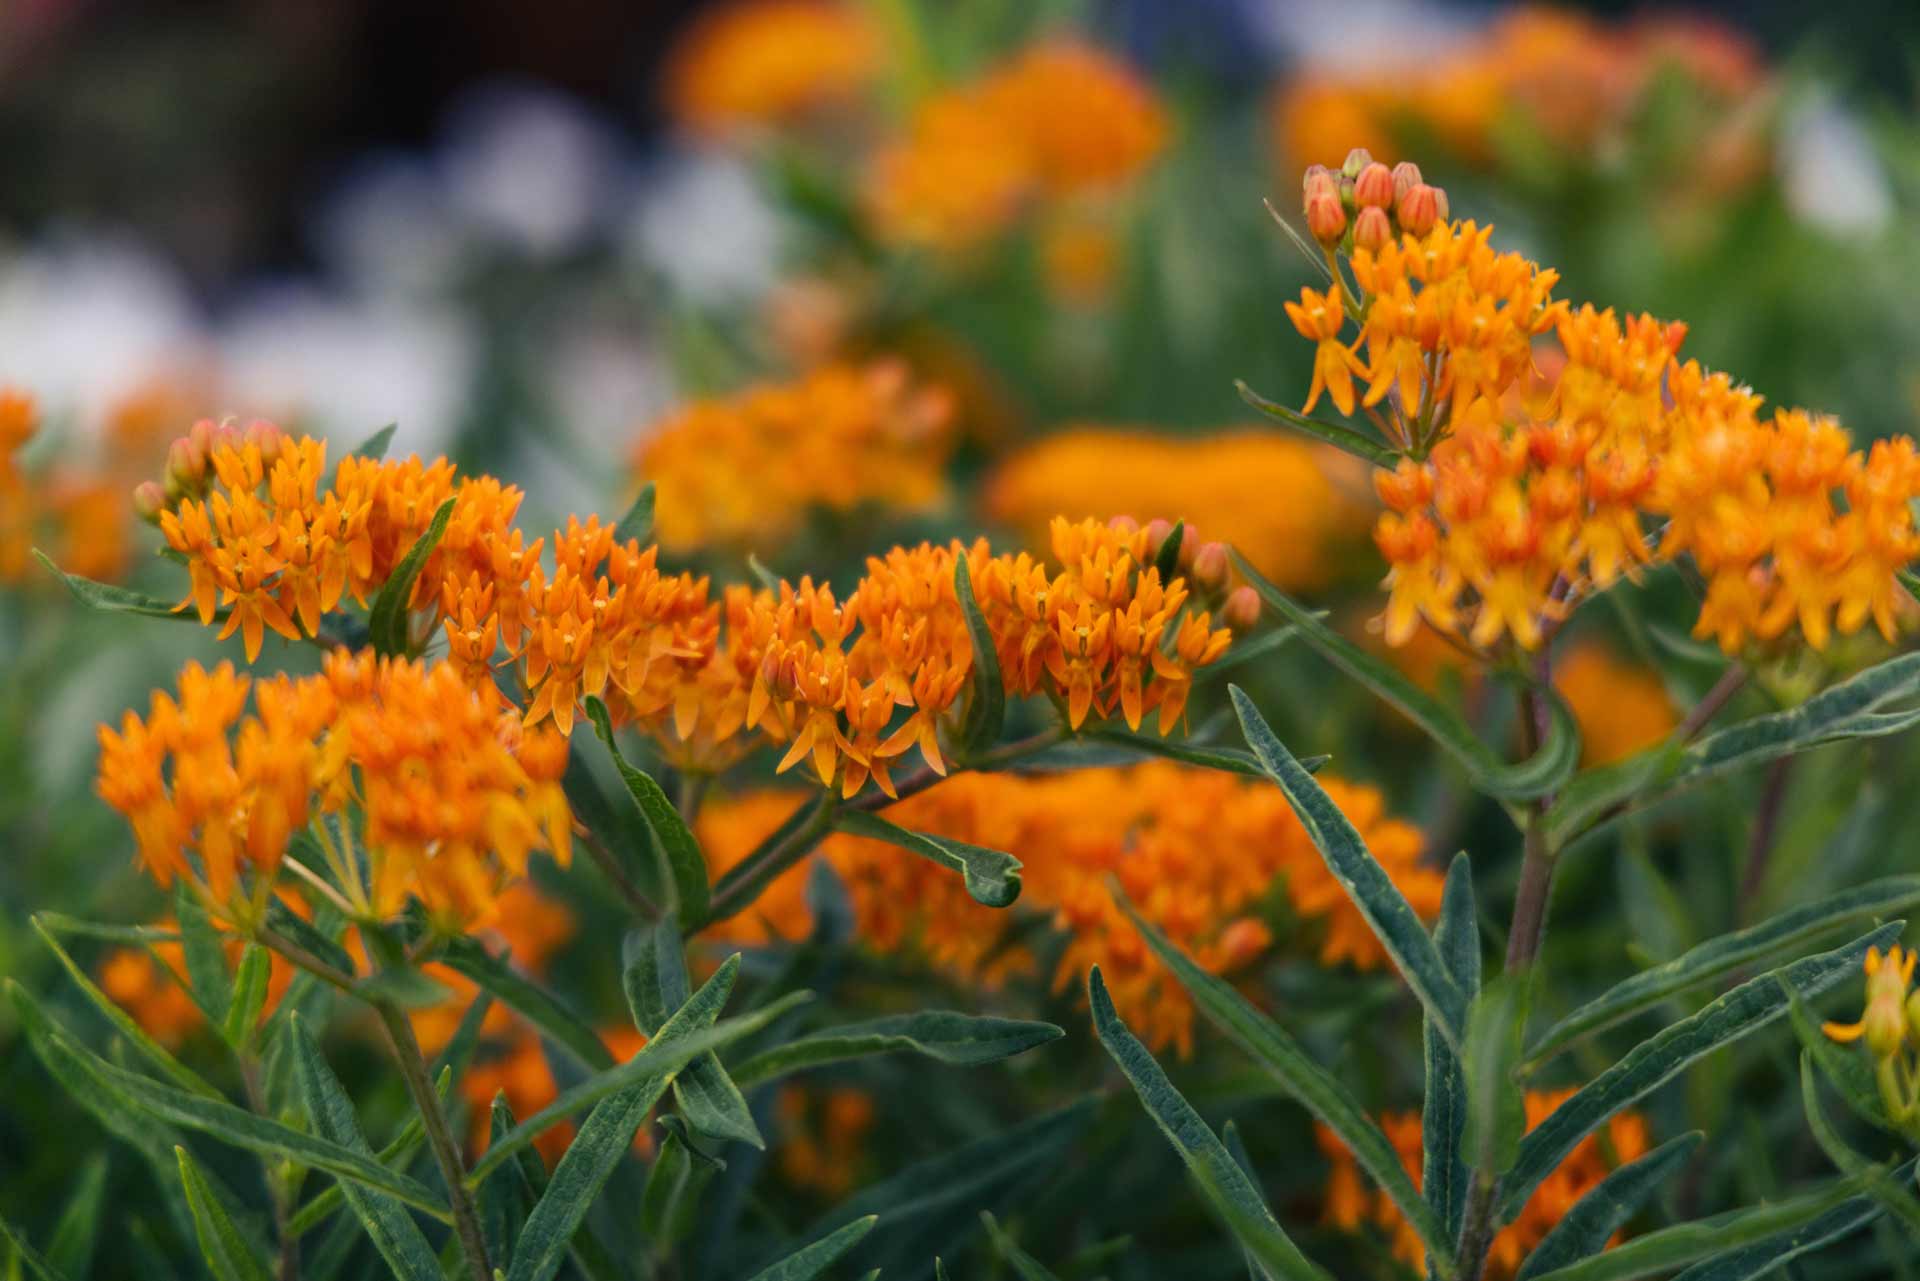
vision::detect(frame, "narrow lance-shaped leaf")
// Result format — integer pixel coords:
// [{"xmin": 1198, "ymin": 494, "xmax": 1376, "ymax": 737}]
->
[
  {"xmin": 1514, "ymin": 1132, "xmax": 1704, "ymax": 1280},
  {"xmin": 955, "ymin": 553, "xmax": 1004, "ymax": 757},
  {"xmin": 1088, "ymin": 967, "xmax": 1333, "ymax": 1281},
  {"xmin": 833, "ymin": 809, "xmax": 1021, "ymax": 908},
  {"xmin": 640, "ymin": 1116, "xmax": 724, "ymax": 1251},
  {"xmin": 437, "ymin": 935, "xmax": 615, "ymax": 1072},
  {"xmin": 1784, "ymin": 982, "xmax": 1894, "ymax": 1134},
  {"xmin": 1462, "ymin": 976, "xmax": 1528, "ymax": 1181},
  {"xmin": 175, "ymin": 883, "xmax": 232, "ymax": 1027},
  {"xmin": 350, "ymin": 423, "xmax": 397, "ymax": 460},
  {"xmin": 288, "ymin": 1067, "xmax": 449, "ymax": 1238},
  {"xmin": 44, "ymin": 1154, "xmax": 107, "ymax": 1280},
  {"xmin": 732, "ymin": 1010, "xmax": 1064, "ymax": 1087},
  {"xmin": 0, "ymin": 1216, "xmax": 72, "ymax": 1281},
  {"xmin": 1229, "ymin": 556, "xmax": 1579, "ymax": 801},
  {"xmin": 585, "ymin": 695, "xmax": 710, "ymax": 930},
  {"xmin": 367, "ymin": 495, "xmax": 455, "ymax": 657},
  {"xmin": 980, "ymin": 1211, "xmax": 1065, "ymax": 1281},
  {"xmin": 1230, "ymin": 686, "xmax": 1466, "ymax": 1047},
  {"xmin": 614, "ymin": 481, "xmax": 656, "ymax": 545},
  {"xmin": 1113, "ymin": 895, "xmax": 1452, "ymax": 1270},
  {"xmin": 1426, "ymin": 854, "xmax": 1479, "ymax": 1255},
  {"xmin": 222, "ymin": 944, "xmax": 271, "ymax": 1050},
  {"xmin": 622, "ymin": 924, "xmax": 761, "ymax": 1148},
  {"xmin": 175, "ymin": 1147, "xmax": 273, "ymax": 1281},
  {"xmin": 289, "ymin": 1016, "xmax": 443, "ymax": 1281},
  {"xmin": 1499, "ymin": 922, "xmax": 1903, "ymax": 1222},
  {"xmin": 1151, "ymin": 519, "xmax": 1186, "ymax": 584},
  {"xmin": 1235, "ymin": 380, "xmax": 1401, "ymax": 467},
  {"xmin": 509, "ymin": 955, "xmax": 747, "ymax": 1281},
  {"xmin": 1527, "ymin": 875, "xmax": 1920, "ymax": 1067},
  {"xmin": 1799, "ymin": 1054, "xmax": 1920, "ymax": 1240},
  {"xmin": 33, "ymin": 548, "xmax": 229, "ymax": 622},
  {"xmin": 1664, "ymin": 1166, "xmax": 1911, "ymax": 1281},
  {"xmin": 744, "ymin": 1216, "xmax": 880, "ymax": 1281}
]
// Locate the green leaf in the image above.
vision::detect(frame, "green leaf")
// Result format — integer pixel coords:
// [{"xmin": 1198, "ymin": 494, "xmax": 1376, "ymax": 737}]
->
[
  {"xmin": 1801, "ymin": 1055, "xmax": 1920, "ymax": 1239},
  {"xmin": 585, "ymin": 695, "xmax": 710, "ymax": 930},
  {"xmin": 479, "ymin": 1095, "xmax": 528, "ymax": 1265},
  {"xmin": 437, "ymin": 935, "xmax": 615, "ymax": 1072},
  {"xmin": 1426, "ymin": 854, "xmax": 1479, "ymax": 1255},
  {"xmin": 33, "ymin": 548, "xmax": 225, "ymax": 622},
  {"xmin": 955, "ymin": 553, "xmax": 1005, "ymax": 758},
  {"xmin": 175, "ymin": 884, "xmax": 232, "ymax": 1028},
  {"xmin": 175, "ymin": 1147, "xmax": 272, "ymax": 1281},
  {"xmin": 354, "ymin": 966, "xmax": 453, "ymax": 1010},
  {"xmin": 615, "ymin": 482, "xmax": 656, "ymax": 545},
  {"xmin": 1230, "ymin": 686, "xmax": 1467, "ymax": 1047},
  {"xmin": 510, "ymin": 956, "xmax": 747, "ymax": 1281},
  {"xmin": 640, "ymin": 1118, "xmax": 723, "ymax": 1250},
  {"xmin": 0, "ymin": 1216, "xmax": 72, "ymax": 1281},
  {"xmin": 6, "ymin": 981, "xmax": 448, "ymax": 1220},
  {"xmin": 980, "ymin": 1212, "xmax": 1064, "ymax": 1281},
  {"xmin": 1514, "ymin": 1132, "xmax": 1703, "ymax": 1280},
  {"xmin": 1664, "ymin": 1170, "xmax": 1905, "ymax": 1280},
  {"xmin": 833, "ymin": 809, "xmax": 1022, "ymax": 908},
  {"xmin": 1230, "ymin": 557, "xmax": 1578, "ymax": 801},
  {"xmin": 1081, "ymin": 728, "xmax": 1269, "ymax": 777},
  {"xmin": 1235, "ymin": 380, "xmax": 1401, "ymax": 467},
  {"xmin": 622, "ymin": 925, "xmax": 762, "ymax": 1148},
  {"xmin": 288, "ymin": 1068, "xmax": 447, "ymax": 1238},
  {"xmin": 222, "ymin": 944, "xmax": 271, "ymax": 1049},
  {"xmin": 1462, "ymin": 976, "xmax": 1528, "ymax": 1185},
  {"xmin": 1499, "ymin": 923, "xmax": 1903, "ymax": 1222},
  {"xmin": 1542, "ymin": 743, "xmax": 1686, "ymax": 853},
  {"xmin": 466, "ymin": 988, "xmax": 813, "ymax": 1186},
  {"xmin": 31, "ymin": 914, "xmax": 222, "ymax": 1099},
  {"xmin": 1524, "ymin": 1176, "xmax": 1868, "ymax": 1281},
  {"xmin": 1526, "ymin": 876, "xmax": 1920, "ymax": 1068},
  {"xmin": 1114, "ymin": 896, "xmax": 1452, "ymax": 1268},
  {"xmin": 288, "ymin": 1016, "xmax": 443, "ymax": 1280},
  {"xmin": 1088, "ymin": 968, "xmax": 1332, "ymax": 1281},
  {"xmin": 265, "ymin": 889, "xmax": 356, "ymax": 976},
  {"xmin": 367, "ymin": 495, "xmax": 455, "ymax": 656},
  {"xmin": 350, "ymin": 423, "xmax": 397, "ymax": 460},
  {"xmin": 1152, "ymin": 519, "xmax": 1186, "ymax": 584},
  {"xmin": 744, "ymin": 1216, "xmax": 880, "ymax": 1281},
  {"xmin": 1785, "ymin": 981, "xmax": 1892, "ymax": 1133},
  {"xmin": 732, "ymin": 1010, "xmax": 1064, "ymax": 1086},
  {"xmin": 44, "ymin": 1155, "xmax": 107, "ymax": 1279}
]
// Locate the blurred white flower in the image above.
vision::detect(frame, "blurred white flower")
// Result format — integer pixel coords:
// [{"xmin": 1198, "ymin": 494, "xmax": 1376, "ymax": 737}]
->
[
  {"xmin": 1779, "ymin": 90, "xmax": 1892, "ymax": 237},
  {"xmin": 438, "ymin": 82, "xmax": 626, "ymax": 258},
  {"xmin": 1257, "ymin": 0, "xmax": 1472, "ymax": 72},
  {"xmin": 218, "ymin": 284, "xmax": 474, "ymax": 456},
  {"xmin": 0, "ymin": 234, "xmax": 202, "ymax": 430},
  {"xmin": 312, "ymin": 152, "xmax": 465, "ymax": 298},
  {"xmin": 627, "ymin": 150, "xmax": 784, "ymax": 304}
]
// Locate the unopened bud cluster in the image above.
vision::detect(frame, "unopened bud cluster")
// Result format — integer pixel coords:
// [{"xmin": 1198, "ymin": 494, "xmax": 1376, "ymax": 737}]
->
[
  {"xmin": 1302, "ymin": 149, "xmax": 1450, "ymax": 252},
  {"xmin": 136, "ymin": 417, "xmax": 288, "ymax": 522},
  {"xmin": 1121, "ymin": 515, "xmax": 1260, "ymax": 630}
]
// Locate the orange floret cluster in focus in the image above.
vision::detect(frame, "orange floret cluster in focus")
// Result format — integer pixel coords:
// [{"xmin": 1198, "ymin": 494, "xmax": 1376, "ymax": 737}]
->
[
  {"xmin": 95, "ymin": 653, "xmax": 571, "ymax": 928},
  {"xmin": 984, "ymin": 428, "xmax": 1371, "ymax": 591},
  {"xmin": 864, "ymin": 42, "xmax": 1167, "ymax": 253},
  {"xmin": 664, "ymin": 0, "xmax": 880, "ymax": 135},
  {"xmin": 696, "ymin": 762, "xmax": 1437, "ymax": 1055},
  {"xmin": 1318, "ymin": 1089, "xmax": 1650, "ymax": 1279},
  {"xmin": 632, "ymin": 361, "xmax": 955, "ymax": 553}
]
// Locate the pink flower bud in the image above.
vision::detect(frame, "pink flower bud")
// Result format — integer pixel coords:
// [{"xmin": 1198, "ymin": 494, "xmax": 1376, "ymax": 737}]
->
[
  {"xmin": 1108, "ymin": 514, "xmax": 1141, "ymax": 538},
  {"xmin": 1144, "ymin": 518, "xmax": 1175, "ymax": 558},
  {"xmin": 1191, "ymin": 541, "xmax": 1230, "ymax": 589},
  {"xmin": 1391, "ymin": 161, "xmax": 1424, "ymax": 205},
  {"xmin": 1306, "ymin": 191, "xmax": 1347, "ymax": 247},
  {"xmin": 1341, "ymin": 147, "xmax": 1374, "ymax": 180},
  {"xmin": 1398, "ymin": 184, "xmax": 1442, "ymax": 236},
  {"xmin": 1353, "ymin": 205, "xmax": 1392, "ymax": 254},
  {"xmin": 1302, "ymin": 164, "xmax": 1334, "ymax": 196},
  {"xmin": 1353, "ymin": 162, "xmax": 1395, "ymax": 210},
  {"xmin": 1223, "ymin": 586, "xmax": 1261, "ymax": 630},
  {"xmin": 131, "ymin": 480, "xmax": 167, "ymax": 521}
]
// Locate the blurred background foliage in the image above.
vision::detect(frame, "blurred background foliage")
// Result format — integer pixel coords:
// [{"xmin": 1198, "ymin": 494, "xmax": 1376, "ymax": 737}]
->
[{"xmin": 6, "ymin": 0, "xmax": 1920, "ymax": 1276}]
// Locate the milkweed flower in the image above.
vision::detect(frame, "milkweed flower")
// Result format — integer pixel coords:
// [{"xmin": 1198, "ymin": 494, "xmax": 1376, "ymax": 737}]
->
[
  {"xmin": 97, "ymin": 914, "xmax": 299, "ymax": 1048},
  {"xmin": 663, "ymin": 0, "xmax": 880, "ymax": 136},
  {"xmin": 1317, "ymin": 1089, "xmax": 1651, "ymax": 1278},
  {"xmin": 1553, "ymin": 643, "xmax": 1676, "ymax": 766}
]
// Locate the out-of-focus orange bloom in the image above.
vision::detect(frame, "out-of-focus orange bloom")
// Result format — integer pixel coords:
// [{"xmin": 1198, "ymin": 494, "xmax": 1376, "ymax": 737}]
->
[
  {"xmin": 664, "ymin": 0, "xmax": 880, "ymax": 135},
  {"xmin": 692, "ymin": 761, "xmax": 1434, "ymax": 1055},
  {"xmin": 1554, "ymin": 642, "xmax": 1676, "ymax": 766},
  {"xmin": 1318, "ymin": 1088, "xmax": 1650, "ymax": 1278},
  {"xmin": 775, "ymin": 1085, "xmax": 875, "ymax": 1199},
  {"xmin": 97, "ymin": 915, "xmax": 299, "ymax": 1048}
]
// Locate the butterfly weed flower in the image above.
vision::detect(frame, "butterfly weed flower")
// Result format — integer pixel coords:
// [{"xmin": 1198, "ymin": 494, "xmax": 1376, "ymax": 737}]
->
[
  {"xmin": 663, "ymin": 0, "xmax": 881, "ymax": 137},
  {"xmin": 1823, "ymin": 944, "xmax": 1920, "ymax": 1126}
]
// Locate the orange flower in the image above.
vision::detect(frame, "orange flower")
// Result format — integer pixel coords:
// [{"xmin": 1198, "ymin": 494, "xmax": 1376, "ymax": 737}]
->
[
  {"xmin": 1284, "ymin": 287, "xmax": 1366, "ymax": 417},
  {"xmin": 1554, "ymin": 643, "xmax": 1676, "ymax": 766},
  {"xmin": 664, "ymin": 0, "xmax": 880, "ymax": 135}
]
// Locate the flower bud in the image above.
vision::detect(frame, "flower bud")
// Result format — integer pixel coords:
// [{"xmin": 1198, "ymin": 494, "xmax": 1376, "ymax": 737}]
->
[
  {"xmin": 1217, "ymin": 917, "xmax": 1272, "ymax": 970},
  {"xmin": 166, "ymin": 436, "xmax": 205, "ymax": 489},
  {"xmin": 1397, "ymin": 183, "xmax": 1442, "ymax": 236},
  {"xmin": 1341, "ymin": 147, "xmax": 1374, "ymax": 180},
  {"xmin": 1306, "ymin": 191, "xmax": 1347, "ymax": 247},
  {"xmin": 1432, "ymin": 185, "xmax": 1450, "ymax": 224},
  {"xmin": 1177, "ymin": 524, "xmax": 1200, "ymax": 569},
  {"xmin": 1108, "ymin": 514, "xmax": 1141, "ymax": 538},
  {"xmin": 1301, "ymin": 164, "xmax": 1335, "ymax": 197},
  {"xmin": 131, "ymin": 480, "xmax": 167, "ymax": 522},
  {"xmin": 1223, "ymin": 586, "xmax": 1261, "ymax": 631},
  {"xmin": 1353, "ymin": 162, "xmax": 1395, "ymax": 210},
  {"xmin": 1353, "ymin": 205, "xmax": 1392, "ymax": 254},
  {"xmin": 1144, "ymin": 518, "xmax": 1175, "ymax": 559},
  {"xmin": 1191, "ymin": 541, "xmax": 1229, "ymax": 590},
  {"xmin": 1390, "ymin": 161, "xmax": 1424, "ymax": 205}
]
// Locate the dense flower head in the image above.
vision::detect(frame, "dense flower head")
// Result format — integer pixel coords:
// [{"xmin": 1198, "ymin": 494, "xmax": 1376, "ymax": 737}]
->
[
  {"xmin": 1285, "ymin": 173, "xmax": 1920, "ymax": 658},
  {"xmin": 95, "ymin": 653, "xmax": 572, "ymax": 928},
  {"xmin": 695, "ymin": 762, "xmax": 1436, "ymax": 1054},
  {"xmin": 984, "ymin": 427, "xmax": 1371, "ymax": 591},
  {"xmin": 664, "ymin": 0, "xmax": 880, "ymax": 135},
  {"xmin": 0, "ymin": 386, "xmax": 139, "ymax": 587},
  {"xmin": 864, "ymin": 41, "xmax": 1166, "ymax": 252},
  {"xmin": 632, "ymin": 361, "xmax": 955, "ymax": 553},
  {"xmin": 1318, "ymin": 1089, "xmax": 1651, "ymax": 1278}
]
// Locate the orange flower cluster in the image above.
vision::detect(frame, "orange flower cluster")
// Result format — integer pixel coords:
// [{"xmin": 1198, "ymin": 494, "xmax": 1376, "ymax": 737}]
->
[
  {"xmin": 157, "ymin": 425, "xmax": 524, "ymax": 661},
  {"xmin": 95, "ymin": 653, "xmax": 571, "ymax": 928},
  {"xmin": 1318, "ymin": 1089, "xmax": 1650, "ymax": 1278},
  {"xmin": 697, "ymin": 761, "xmax": 1436, "ymax": 1055},
  {"xmin": 1284, "ymin": 178, "xmax": 1920, "ymax": 657},
  {"xmin": 865, "ymin": 42, "xmax": 1167, "ymax": 253},
  {"xmin": 984, "ymin": 428, "xmax": 1372, "ymax": 591},
  {"xmin": 0, "ymin": 388, "xmax": 138, "ymax": 587},
  {"xmin": 1273, "ymin": 8, "xmax": 1765, "ymax": 174},
  {"xmin": 664, "ymin": 0, "xmax": 880, "ymax": 135},
  {"xmin": 632, "ymin": 361, "xmax": 954, "ymax": 553}
]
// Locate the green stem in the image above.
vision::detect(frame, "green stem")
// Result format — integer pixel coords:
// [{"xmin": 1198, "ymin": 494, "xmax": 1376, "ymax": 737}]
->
[{"xmin": 373, "ymin": 1001, "xmax": 491, "ymax": 1281}]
